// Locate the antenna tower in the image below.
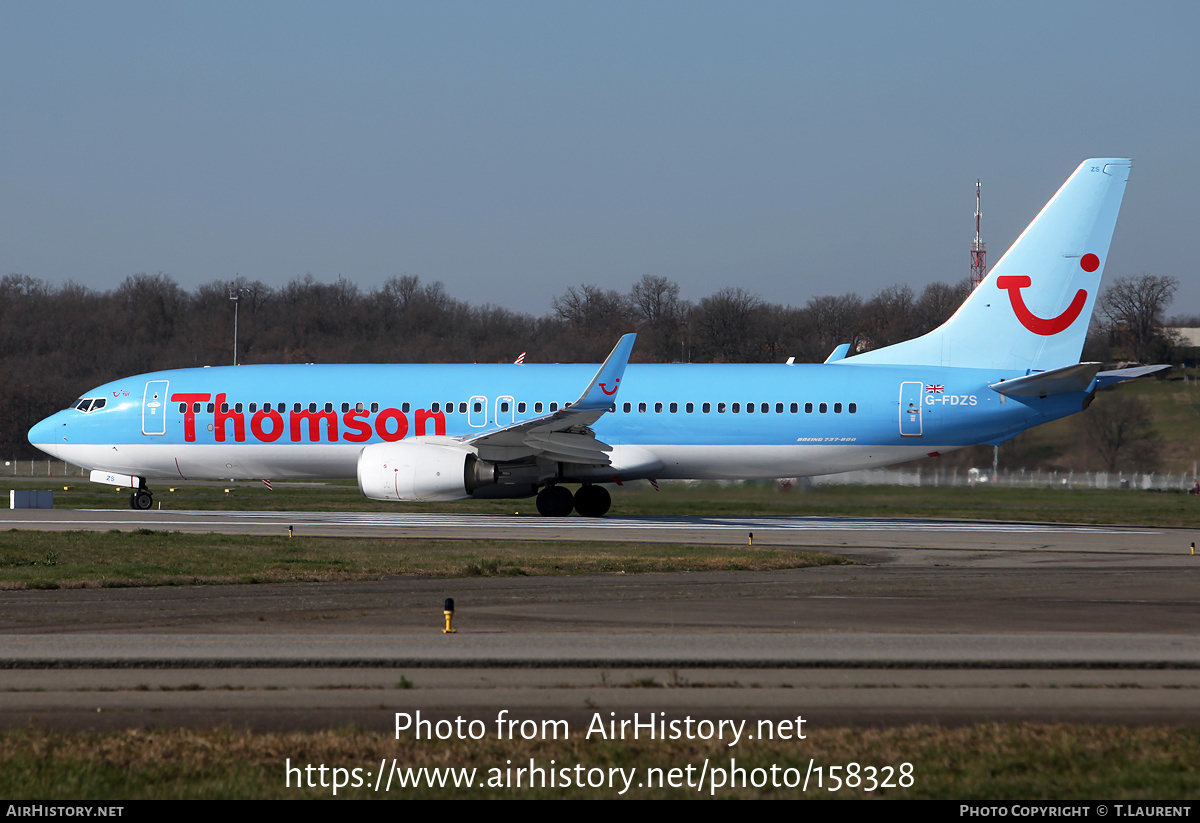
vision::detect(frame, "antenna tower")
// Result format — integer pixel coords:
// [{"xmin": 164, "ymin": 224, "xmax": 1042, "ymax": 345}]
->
[{"xmin": 970, "ymin": 178, "xmax": 987, "ymax": 289}]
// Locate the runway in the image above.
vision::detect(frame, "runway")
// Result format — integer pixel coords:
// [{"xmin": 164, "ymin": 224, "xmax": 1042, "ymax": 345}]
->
[
  {"xmin": 0, "ymin": 506, "xmax": 1183, "ymax": 557},
  {"xmin": 2, "ymin": 509, "xmax": 1200, "ymax": 728}
]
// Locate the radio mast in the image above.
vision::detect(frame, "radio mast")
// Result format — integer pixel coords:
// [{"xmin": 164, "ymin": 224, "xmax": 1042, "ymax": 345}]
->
[{"xmin": 970, "ymin": 179, "xmax": 987, "ymax": 289}]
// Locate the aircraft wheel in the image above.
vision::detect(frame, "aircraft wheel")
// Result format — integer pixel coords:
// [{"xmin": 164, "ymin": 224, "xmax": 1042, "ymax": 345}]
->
[
  {"xmin": 131, "ymin": 491, "xmax": 153, "ymax": 510},
  {"xmin": 536, "ymin": 485, "xmax": 574, "ymax": 517},
  {"xmin": 573, "ymin": 484, "xmax": 611, "ymax": 517}
]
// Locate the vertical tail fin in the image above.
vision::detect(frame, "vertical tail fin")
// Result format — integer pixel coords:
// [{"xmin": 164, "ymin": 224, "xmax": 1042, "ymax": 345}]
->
[{"xmin": 843, "ymin": 158, "xmax": 1131, "ymax": 371}]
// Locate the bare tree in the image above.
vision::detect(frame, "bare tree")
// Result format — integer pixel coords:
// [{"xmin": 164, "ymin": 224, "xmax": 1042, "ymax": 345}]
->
[
  {"xmin": 804, "ymin": 293, "xmax": 863, "ymax": 354},
  {"xmin": 552, "ymin": 284, "xmax": 629, "ymax": 331},
  {"xmin": 1079, "ymin": 393, "xmax": 1160, "ymax": 472},
  {"xmin": 914, "ymin": 279, "xmax": 971, "ymax": 334},
  {"xmin": 628, "ymin": 275, "xmax": 689, "ymax": 361},
  {"xmin": 859, "ymin": 285, "xmax": 917, "ymax": 349},
  {"xmin": 693, "ymin": 287, "xmax": 762, "ymax": 361},
  {"xmin": 1098, "ymin": 273, "xmax": 1179, "ymax": 362}
]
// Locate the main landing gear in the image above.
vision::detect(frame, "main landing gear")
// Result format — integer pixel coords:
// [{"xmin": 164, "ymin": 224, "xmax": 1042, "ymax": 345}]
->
[
  {"xmin": 535, "ymin": 484, "xmax": 611, "ymax": 518},
  {"xmin": 129, "ymin": 488, "xmax": 153, "ymax": 510}
]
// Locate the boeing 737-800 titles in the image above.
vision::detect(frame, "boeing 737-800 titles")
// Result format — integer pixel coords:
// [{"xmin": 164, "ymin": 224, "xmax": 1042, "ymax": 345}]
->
[{"xmin": 29, "ymin": 158, "xmax": 1156, "ymax": 516}]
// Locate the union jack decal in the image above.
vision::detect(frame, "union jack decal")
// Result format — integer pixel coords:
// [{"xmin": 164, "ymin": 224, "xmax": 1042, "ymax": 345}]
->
[{"xmin": 925, "ymin": 385, "xmax": 944, "ymax": 393}]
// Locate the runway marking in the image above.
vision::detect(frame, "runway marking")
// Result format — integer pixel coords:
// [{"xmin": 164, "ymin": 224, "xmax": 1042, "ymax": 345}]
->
[{"xmin": 52, "ymin": 510, "xmax": 1159, "ymax": 535}]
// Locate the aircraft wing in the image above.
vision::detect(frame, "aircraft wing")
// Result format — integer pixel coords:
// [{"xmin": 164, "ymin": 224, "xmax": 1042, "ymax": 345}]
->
[{"xmin": 462, "ymin": 333, "xmax": 636, "ymax": 464}]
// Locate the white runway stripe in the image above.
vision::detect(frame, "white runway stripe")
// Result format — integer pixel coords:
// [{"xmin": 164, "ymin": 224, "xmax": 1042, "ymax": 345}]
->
[{"xmin": 147, "ymin": 510, "xmax": 1158, "ymax": 535}]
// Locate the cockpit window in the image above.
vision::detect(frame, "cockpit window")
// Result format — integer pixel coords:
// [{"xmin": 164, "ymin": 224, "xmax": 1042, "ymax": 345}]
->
[{"xmin": 71, "ymin": 397, "xmax": 106, "ymax": 413}]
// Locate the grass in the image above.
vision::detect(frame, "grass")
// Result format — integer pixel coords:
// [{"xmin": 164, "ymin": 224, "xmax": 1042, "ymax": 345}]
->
[
  {"xmin": 1, "ymin": 724, "xmax": 1197, "ymax": 799},
  {"xmin": 0, "ymin": 530, "xmax": 848, "ymax": 589}
]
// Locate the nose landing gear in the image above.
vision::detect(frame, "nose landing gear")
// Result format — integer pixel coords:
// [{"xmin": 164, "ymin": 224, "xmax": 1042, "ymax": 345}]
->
[{"xmin": 129, "ymin": 489, "xmax": 153, "ymax": 510}]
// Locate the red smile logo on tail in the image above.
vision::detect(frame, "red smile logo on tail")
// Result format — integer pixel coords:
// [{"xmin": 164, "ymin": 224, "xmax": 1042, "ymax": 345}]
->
[{"xmin": 996, "ymin": 255, "xmax": 1097, "ymax": 336}]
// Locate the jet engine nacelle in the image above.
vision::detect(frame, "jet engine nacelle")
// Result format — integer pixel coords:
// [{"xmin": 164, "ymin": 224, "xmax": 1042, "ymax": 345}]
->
[{"xmin": 357, "ymin": 439, "xmax": 497, "ymax": 502}]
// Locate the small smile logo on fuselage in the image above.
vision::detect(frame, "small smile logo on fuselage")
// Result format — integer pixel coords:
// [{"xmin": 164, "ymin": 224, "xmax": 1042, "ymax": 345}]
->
[
  {"xmin": 995, "ymin": 254, "xmax": 1097, "ymax": 336},
  {"xmin": 599, "ymin": 378, "xmax": 620, "ymax": 395}
]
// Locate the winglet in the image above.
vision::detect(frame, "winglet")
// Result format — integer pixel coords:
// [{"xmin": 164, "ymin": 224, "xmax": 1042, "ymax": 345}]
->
[
  {"xmin": 571, "ymin": 333, "xmax": 637, "ymax": 411},
  {"xmin": 824, "ymin": 343, "xmax": 851, "ymax": 363}
]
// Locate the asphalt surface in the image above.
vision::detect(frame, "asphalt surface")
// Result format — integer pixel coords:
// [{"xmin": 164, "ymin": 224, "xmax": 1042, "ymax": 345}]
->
[{"xmin": 2, "ymin": 508, "xmax": 1199, "ymax": 729}]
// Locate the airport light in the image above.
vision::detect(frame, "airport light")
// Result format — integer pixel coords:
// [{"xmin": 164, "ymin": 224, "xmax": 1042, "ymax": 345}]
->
[{"xmin": 229, "ymin": 285, "xmax": 253, "ymax": 365}]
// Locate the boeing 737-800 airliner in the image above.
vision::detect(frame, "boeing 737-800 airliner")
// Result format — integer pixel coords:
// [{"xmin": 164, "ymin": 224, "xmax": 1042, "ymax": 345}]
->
[{"xmin": 29, "ymin": 158, "xmax": 1153, "ymax": 516}]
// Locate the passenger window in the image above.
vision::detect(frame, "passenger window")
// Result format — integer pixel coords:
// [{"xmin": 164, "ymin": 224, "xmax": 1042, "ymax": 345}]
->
[
  {"xmin": 623, "ymin": 402, "xmax": 631, "ymax": 413},
  {"xmin": 458, "ymin": 402, "xmax": 467, "ymax": 413},
  {"xmin": 670, "ymin": 402, "xmax": 678, "ymax": 413},
  {"xmin": 746, "ymin": 402, "xmax": 754, "ymax": 414},
  {"xmin": 732, "ymin": 403, "xmax": 740, "ymax": 413},
  {"xmin": 208, "ymin": 403, "xmax": 216, "ymax": 413},
  {"xmin": 686, "ymin": 402, "xmax": 694, "ymax": 413},
  {"xmin": 431, "ymin": 402, "xmax": 440, "ymax": 413},
  {"xmin": 221, "ymin": 403, "xmax": 229, "ymax": 413},
  {"xmin": 849, "ymin": 403, "xmax": 857, "ymax": 414},
  {"xmin": 805, "ymin": 403, "xmax": 813, "ymax": 413},
  {"xmin": 308, "ymin": 403, "xmax": 317, "ymax": 413},
  {"xmin": 249, "ymin": 403, "xmax": 258, "ymax": 413},
  {"xmin": 518, "ymin": 402, "xmax": 527, "ymax": 413},
  {"xmin": 790, "ymin": 403, "xmax": 798, "ymax": 413},
  {"xmin": 445, "ymin": 401, "xmax": 454, "ymax": 413},
  {"xmin": 356, "ymin": 403, "xmax": 364, "ymax": 412},
  {"xmin": 402, "ymin": 403, "xmax": 411, "ymax": 413},
  {"xmin": 535, "ymin": 402, "xmax": 544, "ymax": 413},
  {"xmin": 371, "ymin": 403, "xmax": 379, "ymax": 413},
  {"xmin": 834, "ymin": 402, "xmax": 842, "ymax": 413},
  {"xmin": 654, "ymin": 402, "xmax": 663, "ymax": 413},
  {"xmin": 193, "ymin": 403, "xmax": 201, "ymax": 413},
  {"xmin": 473, "ymin": 402, "xmax": 482, "ymax": 413},
  {"xmin": 235, "ymin": 403, "xmax": 244, "ymax": 413},
  {"xmin": 638, "ymin": 402, "xmax": 647, "ymax": 413},
  {"xmin": 178, "ymin": 403, "xmax": 186, "ymax": 413},
  {"xmin": 819, "ymin": 402, "xmax": 828, "ymax": 413},
  {"xmin": 761, "ymin": 403, "xmax": 769, "ymax": 413},
  {"xmin": 500, "ymin": 401, "xmax": 510, "ymax": 413},
  {"xmin": 293, "ymin": 403, "xmax": 301, "ymax": 413},
  {"xmin": 341, "ymin": 403, "xmax": 349, "ymax": 413},
  {"xmin": 718, "ymin": 403, "xmax": 726, "ymax": 413},
  {"xmin": 703, "ymin": 402, "xmax": 711, "ymax": 413},
  {"xmin": 322, "ymin": 403, "xmax": 331, "ymax": 413},
  {"xmin": 549, "ymin": 402, "xmax": 558, "ymax": 412}
]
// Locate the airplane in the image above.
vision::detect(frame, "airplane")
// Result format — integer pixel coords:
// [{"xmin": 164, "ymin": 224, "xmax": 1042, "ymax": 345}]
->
[{"xmin": 28, "ymin": 158, "xmax": 1156, "ymax": 517}]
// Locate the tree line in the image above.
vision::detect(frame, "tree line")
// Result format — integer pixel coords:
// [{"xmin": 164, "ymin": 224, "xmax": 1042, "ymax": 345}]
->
[{"xmin": 0, "ymin": 270, "xmax": 1183, "ymax": 459}]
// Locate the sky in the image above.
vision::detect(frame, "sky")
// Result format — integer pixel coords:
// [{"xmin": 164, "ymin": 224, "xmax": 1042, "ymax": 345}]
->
[{"xmin": 2, "ymin": 1, "xmax": 1197, "ymax": 315}]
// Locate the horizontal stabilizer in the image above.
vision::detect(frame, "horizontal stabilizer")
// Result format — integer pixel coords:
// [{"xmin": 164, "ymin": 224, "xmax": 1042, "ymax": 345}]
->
[
  {"xmin": 989, "ymin": 362, "xmax": 1102, "ymax": 397},
  {"xmin": 1094, "ymin": 364, "xmax": 1172, "ymax": 389}
]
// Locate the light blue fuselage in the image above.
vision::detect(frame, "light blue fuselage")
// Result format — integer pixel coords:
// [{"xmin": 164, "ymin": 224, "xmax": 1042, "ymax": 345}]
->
[{"xmin": 29, "ymin": 360, "xmax": 1085, "ymax": 486}]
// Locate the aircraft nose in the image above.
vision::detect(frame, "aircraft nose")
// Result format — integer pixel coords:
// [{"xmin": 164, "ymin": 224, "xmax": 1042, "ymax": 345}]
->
[{"xmin": 27, "ymin": 414, "xmax": 62, "ymax": 459}]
